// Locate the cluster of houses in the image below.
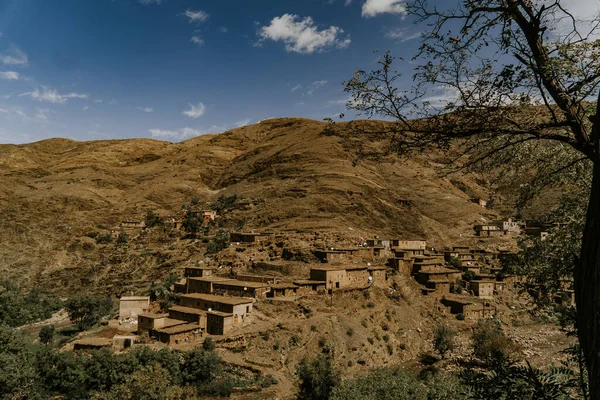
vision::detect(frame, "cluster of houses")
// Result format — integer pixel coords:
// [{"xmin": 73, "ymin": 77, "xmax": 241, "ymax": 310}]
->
[{"xmin": 474, "ymin": 217, "xmax": 563, "ymax": 240}]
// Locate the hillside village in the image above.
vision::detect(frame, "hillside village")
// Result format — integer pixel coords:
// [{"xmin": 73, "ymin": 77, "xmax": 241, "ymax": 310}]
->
[{"xmin": 63, "ymin": 201, "xmax": 574, "ymax": 398}]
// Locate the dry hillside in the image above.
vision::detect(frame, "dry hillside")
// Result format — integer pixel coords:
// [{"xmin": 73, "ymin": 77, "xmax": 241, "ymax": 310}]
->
[{"xmin": 0, "ymin": 118, "xmax": 508, "ymax": 294}]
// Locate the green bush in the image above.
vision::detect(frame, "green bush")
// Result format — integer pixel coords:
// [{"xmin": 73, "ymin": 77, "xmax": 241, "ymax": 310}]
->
[
  {"xmin": 202, "ymin": 337, "xmax": 216, "ymax": 351},
  {"xmin": 330, "ymin": 367, "xmax": 426, "ymax": 400},
  {"xmin": 296, "ymin": 353, "xmax": 340, "ymax": 400},
  {"xmin": 471, "ymin": 319, "xmax": 519, "ymax": 367},
  {"xmin": 65, "ymin": 295, "xmax": 113, "ymax": 331},
  {"xmin": 39, "ymin": 324, "xmax": 55, "ymax": 345},
  {"xmin": 206, "ymin": 229, "xmax": 230, "ymax": 254},
  {"xmin": 95, "ymin": 233, "xmax": 113, "ymax": 244},
  {"xmin": 433, "ymin": 325, "xmax": 457, "ymax": 359}
]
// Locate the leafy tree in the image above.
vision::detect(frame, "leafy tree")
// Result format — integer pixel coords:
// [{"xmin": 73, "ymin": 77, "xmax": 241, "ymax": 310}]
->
[
  {"xmin": 144, "ymin": 210, "xmax": 163, "ymax": 228},
  {"xmin": 65, "ymin": 295, "xmax": 113, "ymax": 331},
  {"xmin": 341, "ymin": 0, "xmax": 600, "ymax": 393},
  {"xmin": 296, "ymin": 352, "xmax": 340, "ymax": 400},
  {"xmin": 0, "ymin": 323, "xmax": 42, "ymax": 399},
  {"xmin": 39, "ymin": 324, "xmax": 55, "ymax": 345},
  {"xmin": 116, "ymin": 232, "xmax": 128, "ymax": 245},
  {"xmin": 471, "ymin": 319, "xmax": 519, "ymax": 367},
  {"xmin": 0, "ymin": 281, "xmax": 62, "ymax": 327},
  {"xmin": 181, "ymin": 347, "xmax": 222, "ymax": 385},
  {"xmin": 211, "ymin": 194, "xmax": 240, "ymax": 213},
  {"xmin": 206, "ymin": 229, "xmax": 230, "ymax": 254},
  {"xmin": 433, "ymin": 325, "xmax": 456, "ymax": 360},
  {"xmin": 182, "ymin": 206, "xmax": 200, "ymax": 237},
  {"xmin": 202, "ymin": 337, "xmax": 216, "ymax": 351}
]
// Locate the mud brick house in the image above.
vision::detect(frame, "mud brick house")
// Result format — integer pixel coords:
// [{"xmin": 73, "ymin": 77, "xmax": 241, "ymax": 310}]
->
[
  {"xmin": 470, "ymin": 280, "xmax": 495, "ymax": 298},
  {"xmin": 206, "ymin": 311, "xmax": 235, "ymax": 335},
  {"xmin": 268, "ymin": 283, "xmax": 299, "ymax": 297},
  {"xmin": 211, "ymin": 280, "xmax": 271, "ymax": 298},
  {"xmin": 154, "ymin": 323, "xmax": 202, "ymax": 344},
  {"xmin": 168, "ymin": 305, "xmax": 207, "ymax": 326},
  {"xmin": 474, "ymin": 224, "xmax": 503, "ymax": 237},
  {"xmin": 310, "ymin": 265, "xmax": 372, "ymax": 290},
  {"xmin": 368, "ymin": 266, "xmax": 388, "ymax": 286},
  {"xmin": 412, "ymin": 256, "xmax": 443, "ymax": 274},
  {"xmin": 440, "ymin": 297, "xmax": 484, "ymax": 319},
  {"xmin": 230, "ymin": 232, "xmax": 273, "ymax": 244},
  {"xmin": 366, "ymin": 239, "xmax": 391, "ymax": 248},
  {"xmin": 392, "ymin": 240, "xmax": 427, "ymax": 250},
  {"xmin": 179, "ymin": 294, "xmax": 254, "ymax": 321},
  {"xmin": 416, "ymin": 268, "xmax": 462, "ymax": 285},
  {"xmin": 119, "ymin": 296, "xmax": 150, "ymax": 318},
  {"xmin": 184, "ymin": 266, "xmax": 215, "ymax": 278},
  {"xmin": 202, "ymin": 210, "xmax": 217, "ymax": 224},
  {"xmin": 425, "ymin": 279, "xmax": 451, "ymax": 294},
  {"xmin": 471, "ymin": 198, "xmax": 487, "ymax": 208},
  {"xmin": 73, "ymin": 338, "xmax": 112, "ymax": 351},
  {"xmin": 313, "ymin": 249, "xmax": 347, "ymax": 264},
  {"xmin": 137, "ymin": 313, "xmax": 183, "ymax": 333},
  {"xmin": 187, "ymin": 276, "xmax": 236, "ymax": 294},
  {"xmin": 293, "ymin": 280, "xmax": 327, "ymax": 294},
  {"xmin": 120, "ymin": 220, "xmax": 146, "ymax": 229},
  {"xmin": 388, "ymin": 256, "xmax": 413, "ymax": 276},
  {"xmin": 336, "ymin": 247, "xmax": 376, "ymax": 259},
  {"xmin": 453, "ymin": 246, "xmax": 471, "ymax": 252},
  {"xmin": 235, "ymin": 273, "xmax": 277, "ymax": 284}
]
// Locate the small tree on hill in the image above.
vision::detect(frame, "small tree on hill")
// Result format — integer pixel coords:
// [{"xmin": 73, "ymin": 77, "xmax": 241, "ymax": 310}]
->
[
  {"xmin": 296, "ymin": 352, "xmax": 340, "ymax": 400},
  {"xmin": 39, "ymin": 324, "xmax": 55, "ymax": 345},
  {"xmin": 144, "ymin": 210, "xmax": 163, "ymax": 228},
  {"xmin": 65, "ymin": 295, "xmax": 113, "ymax": 331},
  {"xmin": 472, "ymin": 319, "xmax": 520, "ymax": 367},
  {"xmin": 182, "ymin": 207, "xmax": 200, "ymax": 237},
  {"xmin": 206, "ymin": 229, "xmax": 230, "ymax": 254},
  {"xmin": 433, "ymin": 325, "xmax": 457, "ymax": 360}
]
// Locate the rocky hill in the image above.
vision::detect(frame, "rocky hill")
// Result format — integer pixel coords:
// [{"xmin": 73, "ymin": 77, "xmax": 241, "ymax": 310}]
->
[{"xmin": 0, "ymin": 118, "xmax": 508, "ymax": 294}]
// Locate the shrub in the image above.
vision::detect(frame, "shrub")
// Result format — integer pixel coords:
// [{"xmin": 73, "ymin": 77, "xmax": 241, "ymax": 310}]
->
[
  {"xmin": 206, "ymin": 229, "xmax": 230, "ymax": 254},
  {"xmin": 367, "ymin": 337, "xmax": 374, "ymax": 345},
  {"xmin": 296, "ymin": 353, "xmax": 340, "ymax": 400},
  {"xmin": 95, "ymin": 233, "xmax": 112, "ymax": 244},
  {"xmin": 261, "ymin": 331, "xmax": 271, "ymax": 341},
  {"xmin": 382, "ymin": 334, "xmax": 390, "ymax": 343},
  {"xmin": 330, "ymin": 367, "xmax": 426, "ymax": 400},
  {"xmin": 65, "ymin": 295, "xmax": 113, "ymax": 331},
  {"xmin": 116, "ymin": 232, "xmax": 128, "ymax": 245},
  {"xmin": 471, "ymin": 319, "xmax": 519, "ymax": 367},
  {"xmin": 367, "ymin": 301, "xmax": 375, "ymax": 308},
  {"xmin": 361, "ymin": 319, "xmax": 368, "ymax": 328},
  {"xmin": 346, "ymin": 327, "xmax": 354, "ymax": 336},
  {"xmin": 39, "ymin": 324, "xmax": 55, "ymax": 345},
  {"xmin": 318, "ymin": 337, "xmax": 327, "ymax": 347},
  {"xmin": 386, "ymin": 343, "xmax": 394, "ymax": 355},
  {"xmin": 456, "ymin": 313, "xmax": 465, "ymax": 321},
  {"xmin": 310, "ymin": 325, "xmax": 317, "ymax": 332},
  {"xmin": 433, "ymin": 325, "xmax": 457, "ymax": 359},
  {"xmin": 85, "ymin": 231, "xmax": 99, "ymax": 238},
  {"xmin": 290, "ymin": 333, "xmax": 301, "ymax": 346},
  {"xmin": 202, "ymin": 337, "xmax": 216, "ymax": 351},
  {"xmin": 182, "ymin": 348, "xmax": 222, "ymax": 384},
  {"xmin": 462, "ymin": 270, "xmax": 476, "ymax": 282},
  {"xmin": 381, "ymin": 323, "xmax": 389, "ymax": 331},
  {"xmin": 144, "ymin": 210, "xmax": 163, "ymax": 228}
]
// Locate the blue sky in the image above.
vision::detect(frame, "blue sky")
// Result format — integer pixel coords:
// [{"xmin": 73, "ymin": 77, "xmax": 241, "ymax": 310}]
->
[{"xmin": 0, "ymin": 0, "xmax": 591, "ymax": 143}]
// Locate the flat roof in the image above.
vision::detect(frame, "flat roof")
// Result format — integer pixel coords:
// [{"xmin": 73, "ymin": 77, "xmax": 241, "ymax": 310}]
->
[
  {"xmin": 213, "ymin": 280, "xmax": 271, "ymax": 289},
  {"xmin": 185, "ymin": 266, "xmax": 215, "ymax": 270},
  {"xmin": 311, "ymin": 265, "xmax": 368, "ymax": 271},
  {"xmin": 180, "ymin": 293, "xmax": 255, "ymax": 305},
  {"xmin": 471, "ymin": 280, "xmax": 496, "ymax": 284},
  {"xmin": 74, "ymin": 338, "xmax": 112, "ymax": 346},
  {"xmin": 188, "ymin": 276, "xmax": 235, "ymax": 283},
  {"xmin": 368, "ymin": 266, "xmax": 387, "ymax": 271},
  {"xmin": 271, "ymin": 283, "xmax": 298, "ymax": 289},
  {"xmin": 169, "ymin": 305, "xmax": 207, "ymax": 315},
  {"xmin": 138, "ymin": 312, "xmax": 169, "ymax": 319},
  {"xmin": 207, "ymin": 310, "xmax": 234, "ymax": 317},
  {"xmin": 155, "ymin": 323, "xmax": 201, "ymax": 334},
  {"xmin": 120, "ymin": 296, "xmax": 149, "ymax": 301},
  {"xmin": 294, "ymin": 279, "xmax": 326, "ymax": 285},
  {"xmin": 419, "ymin": 268, "xmax": 461, "ymax": 275}
]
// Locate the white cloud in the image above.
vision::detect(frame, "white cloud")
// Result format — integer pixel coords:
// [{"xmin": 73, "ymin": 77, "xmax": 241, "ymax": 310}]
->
[
  {"xmin": 190, "ymin": 36, "xmax": 205, "ymax": 45},
  {"xmin": 149, "ymin": 125, "xmax": 225, "ymax": 141},
  {"xmin": 0, "ymin": 47, "xmax": 28, "ymax": 66},
  {"xmin": 385, "ymin": 28, "xmax": 421, "ymax": 42},
  {"xmin": 138, "ymin": 107, "xmax": 153, "ymax": 113},
  {"xmin": 20, "ymin": 86, "xmax": 89, "ymax": 104},
  {"xmin": 219, "ymin": 26, "xmax": 229, "ymax": 33},
  {"xmin": 34, "ymin": 108, "xmax": 50, "ymax": 120},
  {"xmin": 307, "ymin": 80, "xmax": 327, "ymax": 95},
  {"xmin": 362, "ymin": 0, "xmax": 407, "ymax": 17},
  {"xmin": 138, "ymin": 0, "xmax": 162, "ymax": 5},
  {"xmin": 235, "ymin": 118, "xmax": 252, "ymax": 127},
  {"xmin": 82, "ymin": 106, "xmax": 89, "ymax": 111},
  {"xmin": 258, "ymin": 14, "xmax": 351, "ymax": 54},
  {"xmin": 0, "ymin": 71, "xmax": 19, "ymax": 80},
  {"xmin": 182, "ymin": 102, "xmax": 206, "ymax": 119},
  {"xmin": 291, "ymin": 84, "xmax": 302, "ymax": 92},
  {"xmin": 345, "ymin": 0, "xmax": 352, "ymax": 5},
  {"xmin": 184, "ymin": 9, "xmax": 209, "ymax": 23}
]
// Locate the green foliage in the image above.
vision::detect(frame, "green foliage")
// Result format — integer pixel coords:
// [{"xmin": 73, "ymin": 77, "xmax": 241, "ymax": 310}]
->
[
  {"xmin": 331, "ymin": 367, "xmax": 427, "ymax": 400},
  {"xmin": 65, "ymin": 295, "xmax": 113, "ymax": 331},
  {"xmin": 144, "ymin": 210, "xmax": 163, "ymax": 228},
  {"xmin": 448, "ymin": 257, "xmax": 462, "ymax": 270},
  {"xmin": 462, "ymin": 271, "xmax": 476, "ymax": 282},
  {"xmin": 86, "ymin": 231, "xmax": 99, "ymax": 238},
  {"xmin": 146, "ymin": 274, "xmax": 180, "ymax": 312},
  {"xmin": 0, "ymin": 282, "xmax": 62, "ymax": 327},
  {"xmin": 181, "ymin": 206, "xmax": 200, "ymax": 237},
  {"xmin": 433, "ymin": 325, "xmax": 456, "ymax": 359},
  {"xmin": 202, "ymin": 337, "xmax": 216, "ymax": 351},
  {"xmin": 39, "ymin": 324, "xmax": 55, "ymax": 345},
  {"xmin": 206, "ymin": 228, "xmax": 230, "ymax": 254},
  {"xmin": 211, "ymin": 194, "xmax": 241, "ymax": 213},
  {"xmin": 96, "ymin": 233, "xmax": 113, "ymax": 244},
  {"xmin": 182, "ymin": 347, "xmax": 222, "ymax": 384},
  {"xmin": 116, "ymin": 232, "xmax": 128, "ymax": 245},
  {"xmin": 471, "ymin": 319, "xmax": 519, "ymax": 367},
  {"xmin": 296, "ymin": 352, "xmax": 340, "ymax": 400}
]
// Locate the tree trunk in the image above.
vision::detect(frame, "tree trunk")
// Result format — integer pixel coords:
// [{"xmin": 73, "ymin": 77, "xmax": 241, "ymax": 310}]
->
[{"xmin": 576, "ymin": 159, "xmax": 600, "ymax": 399}]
